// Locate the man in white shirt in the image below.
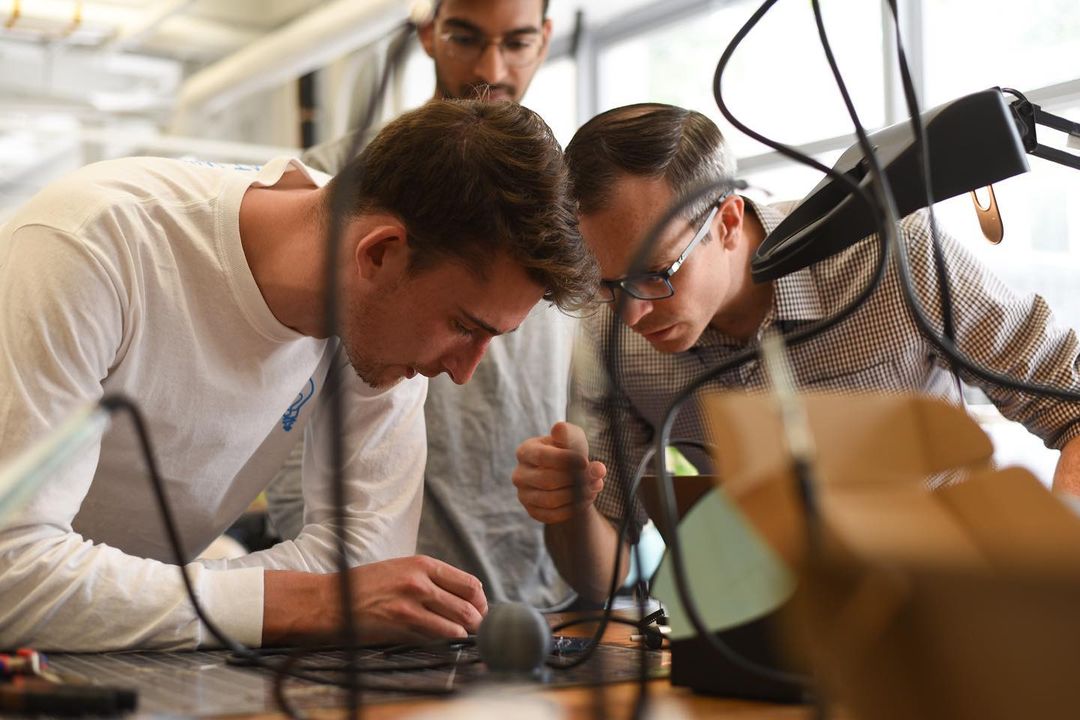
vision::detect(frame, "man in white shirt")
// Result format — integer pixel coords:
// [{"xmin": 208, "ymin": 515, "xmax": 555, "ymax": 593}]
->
[
  {"xmin": 275, "ymin": 0, "xmax": 579, "ymax": 611},
  {"xmin": 0, "ymin": 100, "xmax": 594, "ymax": 651}
]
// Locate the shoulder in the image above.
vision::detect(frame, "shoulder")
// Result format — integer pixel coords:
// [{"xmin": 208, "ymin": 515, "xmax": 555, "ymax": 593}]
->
[{"xmin": 11, "ymin": 157, "xmax": 245, "ymax": 232}]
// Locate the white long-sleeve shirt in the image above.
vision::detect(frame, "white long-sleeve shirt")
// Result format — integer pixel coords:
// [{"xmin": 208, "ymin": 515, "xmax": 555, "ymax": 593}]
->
[{"xmin": 0, "ymin": 157, "xmax": 427, "ymax": 651}]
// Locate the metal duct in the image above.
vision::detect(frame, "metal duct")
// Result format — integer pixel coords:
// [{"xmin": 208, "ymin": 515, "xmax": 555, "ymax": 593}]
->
[{"xmin": 171, "ymin": 0, "xmax": 408, "ymax": 133}]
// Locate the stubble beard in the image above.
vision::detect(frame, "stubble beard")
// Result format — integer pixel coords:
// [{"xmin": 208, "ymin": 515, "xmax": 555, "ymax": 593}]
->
[{"xmin": 340, "ymin": 294, "xmax": 399, "ymax": 391}]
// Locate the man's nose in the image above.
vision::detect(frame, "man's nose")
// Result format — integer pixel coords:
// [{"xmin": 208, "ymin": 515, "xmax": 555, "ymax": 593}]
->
[
  {"xmin": 473, "ymin": 42, "xmax": 508, "ymax": 86},
  {"xmin": 443, "ymin": 337, "xmax": 491, "ymax": 385},
  {"xmin": 619, "ymin": 296, "xmax": 654, "ymax": 328}
]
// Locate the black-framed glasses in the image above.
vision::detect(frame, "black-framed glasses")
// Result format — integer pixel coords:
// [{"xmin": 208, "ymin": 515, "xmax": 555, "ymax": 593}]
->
[
  {"xmin": 597, "ymin": 204, "xmax": 720, "ymax": 303},
  {"xmin": 438, "ymin": 29, "xmax": 545, "ymax": 68}
]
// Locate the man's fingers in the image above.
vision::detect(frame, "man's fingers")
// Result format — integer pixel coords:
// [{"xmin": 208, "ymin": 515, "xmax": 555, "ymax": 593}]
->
[
  {"xmin": 513, "ymin": 461, "xmax": 605, "ymax": 490},
  {"xmin": 517, "ymin": 471, "xmax": 604, "ymax": 517},
  {"xmin": 550, "ymin": 421, "xmax": 588, "ymax": 454},
  {"xmin": 396, "ymin": 605, "xmax": 471, "ymax": 640},
  {"xmin": 421, "ymin": 584, "xmax": 486, "ymax": 633},
  {"xmin": 526, "ymin": 497, "xmax": 598, "ymax": 525},
  {"xmin": 516, "ymin": 440, "xmax": 589, "ymax": 472},
  {"xmin": 517, "ymin": 487, "xmax": 576, "ymax": 511},
  {"xmin": 517, "ymin": 480, "xmax": 602, "ymax": 511},
  {"xmin": 354, "ymin": 597, "xmax": 469, "ymax": 644},
  {"xmin": 513, "ymin": 464, "xmax": 573, "ymax": 493},
  {"xmin": 426, "ymin": 559, "xmax": 488, "ymax": 617},
  {"xmin": 514, "ymin": 425, "xmax": 605, "ymax": 526}
]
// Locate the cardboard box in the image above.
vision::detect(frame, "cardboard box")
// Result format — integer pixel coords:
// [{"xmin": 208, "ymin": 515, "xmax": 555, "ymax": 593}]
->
[{"xmin": 696, "ymin": 391, "xmax": 1080, "ymax": 719}]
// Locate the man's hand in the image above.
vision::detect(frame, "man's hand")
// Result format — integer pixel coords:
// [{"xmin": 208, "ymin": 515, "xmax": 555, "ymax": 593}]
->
[
  {"xmin": 512, "ymin": 421, "xmax": 606, "ymax": 524},
  {"xmin": 350, "ymin": 555, "xmax": 487, "ymax": 644},
  {"xmin": 263, "ymin": 555, "xmax": 487, "ymax": 646}
]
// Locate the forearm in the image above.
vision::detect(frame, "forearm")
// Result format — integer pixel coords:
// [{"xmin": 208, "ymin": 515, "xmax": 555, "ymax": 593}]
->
[
  {"xmin": 262, "ymin": 570, "xmax": 337, "ymax": 646},
  {"xmin": 1052, "ymin": 435, "xmax": 1080, "ymax": 495},
  {"xmin": 544, "ymin": 505, "xmax": 629, "ymax": 604}
]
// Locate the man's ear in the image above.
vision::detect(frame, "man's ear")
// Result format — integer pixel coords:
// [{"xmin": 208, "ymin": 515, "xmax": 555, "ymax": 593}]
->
[
  {"xmin": 418, "ymin": 18, "xmax": 436, "ymax": 59},
  {"xmin": 717, "ymin": 195, "xmax": 745, "ymax": 250},
  {"xmin": 351, "ymin": 219, "xmax": 410, "ymax": 283}
]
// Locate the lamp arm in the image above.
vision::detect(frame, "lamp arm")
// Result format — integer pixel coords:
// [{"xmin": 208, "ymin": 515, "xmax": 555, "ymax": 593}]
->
[{"xmin": 1007, "ymin": 90, "xmax": 1080, "ymax": 172}]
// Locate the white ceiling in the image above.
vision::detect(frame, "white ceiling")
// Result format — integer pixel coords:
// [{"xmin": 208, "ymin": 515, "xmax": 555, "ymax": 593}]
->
[
  {"xmin": 0, "ymin": 0, "xmax": 661, "ymax": 65},
  {"xmin": 0, "ymin": 0, "xmax": 664, "ymax": 204},
  {"xmin": 0, "ymin": 0, "xmax": 416, "ymax": 119},
  {"xmin": 0, "ymin": 0, "xmax": 407, "ymax": 202},
  {"xmin": 0, "ymin": 0, "xmax": 325, "ymax": 60},
  {"xmin": 0, "ymin": 0, "xmax": 668, "ymax": 143}
]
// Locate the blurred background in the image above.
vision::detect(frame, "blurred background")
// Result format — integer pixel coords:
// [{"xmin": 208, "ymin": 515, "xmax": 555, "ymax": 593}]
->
[{"xmin": 2, "ymin": 0, "xmax": 1078, "ymax": 480}]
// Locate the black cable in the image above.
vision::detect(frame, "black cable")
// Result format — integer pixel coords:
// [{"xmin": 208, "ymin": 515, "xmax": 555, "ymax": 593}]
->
[
  {"xmin": 626, "ymin": 181, "xmax": 884, "ymax": 690},
  {"xmin": 541, "ymin": 437, "xmax": 705, "ymax": 673},
  {"xmin": 626, "ymin": 438, "xmax": 652, "ymax": 720},
  {"xmin": 547, "ymin": 435, "xmax": 722, "ymax": 713},
  {"xmin": 874, "ymin": 6, "xmax": 1080, "ymax": 406},
  {"xmin": 598, "ymin": 186, "xmax": 748, "ymax": 712},
  {"xmin": 229, "ymin": 643, "xmax": 479, "ymax": 673},
  {"xmin": 608, "ymin": 0, "xmax": 901, "ymax": 693},
  {"xmin": 675, "ymin": 0, "xmax": 1080, "ymax": 701},
  {"xmin": 267, "ymin": 645, "xmax": 460, "ymax": 705},
  {"xmin": 631, "ymin": 534, "xmax": 649, "ymax": 720},
  {"xmin": 869, "ymin": 0, "xmax": 963, "ymax": 399},
  {"xmin": 98, "ymin": 394, "xmax": 302, "ymax": 720},
  {"xmin": 548, "ymin": 610, "xmax": 665, "ymax": 635},
  {"xmin": 819, "ymin": 1, "xmax": 1080, "ymax": 413},
  {"xmin": 319, "ymin": 21, "xmax": 419, "ymax": 718},
  {"xmin": 108, "ymin": 390, "xmax": 465, "ymax": 711},
  {"xmin": 375, "ymin": 637, "xmax": 476, "ymax": 657},
  {"xmin": 100, "ymin": 397, "xmax": 248, "ymax": 655},
  {"xmin": 96, "ymin": 21, "xmax": 424, "ymax": 720}
]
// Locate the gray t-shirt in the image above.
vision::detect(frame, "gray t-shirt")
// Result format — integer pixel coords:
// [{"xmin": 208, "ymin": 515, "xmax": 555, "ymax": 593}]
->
[{"xmin": 265, "ymin": 130, "xmax": 576, "ymax": 609}]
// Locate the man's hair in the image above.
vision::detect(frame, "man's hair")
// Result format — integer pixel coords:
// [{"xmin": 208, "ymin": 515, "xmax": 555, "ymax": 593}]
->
[
  {"xmin": 328, "ymin": 100, "xmax": 594, "ymax": 310},
  {"xmin": 565, "ymin": 103, "xmax": 737, "ymax": 220},
  {"xmin": 433, "ymin": 0, "xmax": 550, "ymax": 19}
]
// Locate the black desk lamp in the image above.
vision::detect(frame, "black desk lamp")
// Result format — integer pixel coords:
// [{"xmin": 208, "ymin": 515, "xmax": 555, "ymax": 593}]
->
[{"xmin": 751, "ymin": 87, "xmax": 1080, "ymax": 283}]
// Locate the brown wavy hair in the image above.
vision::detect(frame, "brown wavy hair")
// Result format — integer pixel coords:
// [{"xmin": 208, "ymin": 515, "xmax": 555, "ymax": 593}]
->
[{"xmin": 327, "ymin": 100, "xmax": 595, "ymax": 311}]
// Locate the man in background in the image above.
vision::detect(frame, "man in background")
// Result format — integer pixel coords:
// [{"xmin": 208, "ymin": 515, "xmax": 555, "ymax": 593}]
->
[
  {"xmin": 296, "ymin": 0, "xmax": 554, "ymax": 170},
  {"xmin": 512, "ymin": 103, "xmax": 1080, "ymax": 602},
  {"xmin": 269, "ymin": 0, "xmax": 578, "ymax": 610}
]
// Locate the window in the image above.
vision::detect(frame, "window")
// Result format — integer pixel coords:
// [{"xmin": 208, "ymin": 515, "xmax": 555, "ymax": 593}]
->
[
  {"xmin": 522, "ymin": 56, "xmax": 578, "ymax": 147},
  {"xmin": 931, "ymin": 103, "xmax": 1080, "ymax": 324},
  {"xmin": 739, "ymin": 149, "xmax": 844, "ymax": 206},
  {"xmin": 393, "ymin": 42, "xmax": 435, "ymax": 116},
  {"xmin": 598, "ymin": 0, "xmax": 886, "ymax": 158},
  {"xmin": 922, "ymin": 0, "xmax": 1080, "ymax": 105}
]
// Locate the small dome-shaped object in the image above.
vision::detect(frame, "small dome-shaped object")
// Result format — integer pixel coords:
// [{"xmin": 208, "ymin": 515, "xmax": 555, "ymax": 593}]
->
[{"xmin": 476, "ymin": 602, "xmax": 553, "ymax": 676}]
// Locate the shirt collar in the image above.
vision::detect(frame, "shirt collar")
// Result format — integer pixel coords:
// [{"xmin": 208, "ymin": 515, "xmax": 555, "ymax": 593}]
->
[
  {"xmin": 749, "ymin": 198, "xmax": 826, "ymax": 327},
  {"xmin": 689, "ymin": 198, "xmax": 826, "ymax": 352}
]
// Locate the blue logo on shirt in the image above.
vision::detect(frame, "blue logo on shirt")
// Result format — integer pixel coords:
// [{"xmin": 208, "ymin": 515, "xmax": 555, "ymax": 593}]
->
[{"xmin": 282, "ymin": 378, "xmax": 316, "ymax": 432}]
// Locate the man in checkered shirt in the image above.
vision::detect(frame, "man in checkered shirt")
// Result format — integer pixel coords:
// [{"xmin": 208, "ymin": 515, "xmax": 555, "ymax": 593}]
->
[{"xmin": 512, "ymin": 102, "xmax": 1080, "ymax": 601}]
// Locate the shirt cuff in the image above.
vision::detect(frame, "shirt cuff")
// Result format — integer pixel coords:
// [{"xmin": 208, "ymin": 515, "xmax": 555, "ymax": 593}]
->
[{"xmin": 194, "ymin": 565, "xmax": 265, "ymax": 648}]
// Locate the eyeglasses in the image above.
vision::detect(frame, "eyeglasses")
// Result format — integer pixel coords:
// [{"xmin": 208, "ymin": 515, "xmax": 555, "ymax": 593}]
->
[
  {"xmin": 597, "ymin": 204, "xmax": 720, "ymax": 303},
  {"xmin": 438, "ymin": 30, "xmax": 545, "ymax": 68}
]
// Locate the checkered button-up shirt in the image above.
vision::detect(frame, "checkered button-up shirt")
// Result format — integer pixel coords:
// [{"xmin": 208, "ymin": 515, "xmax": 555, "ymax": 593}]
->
[{"xmin": 574, "ymin": 200, "xmax": 1080, "ymax": 530}]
